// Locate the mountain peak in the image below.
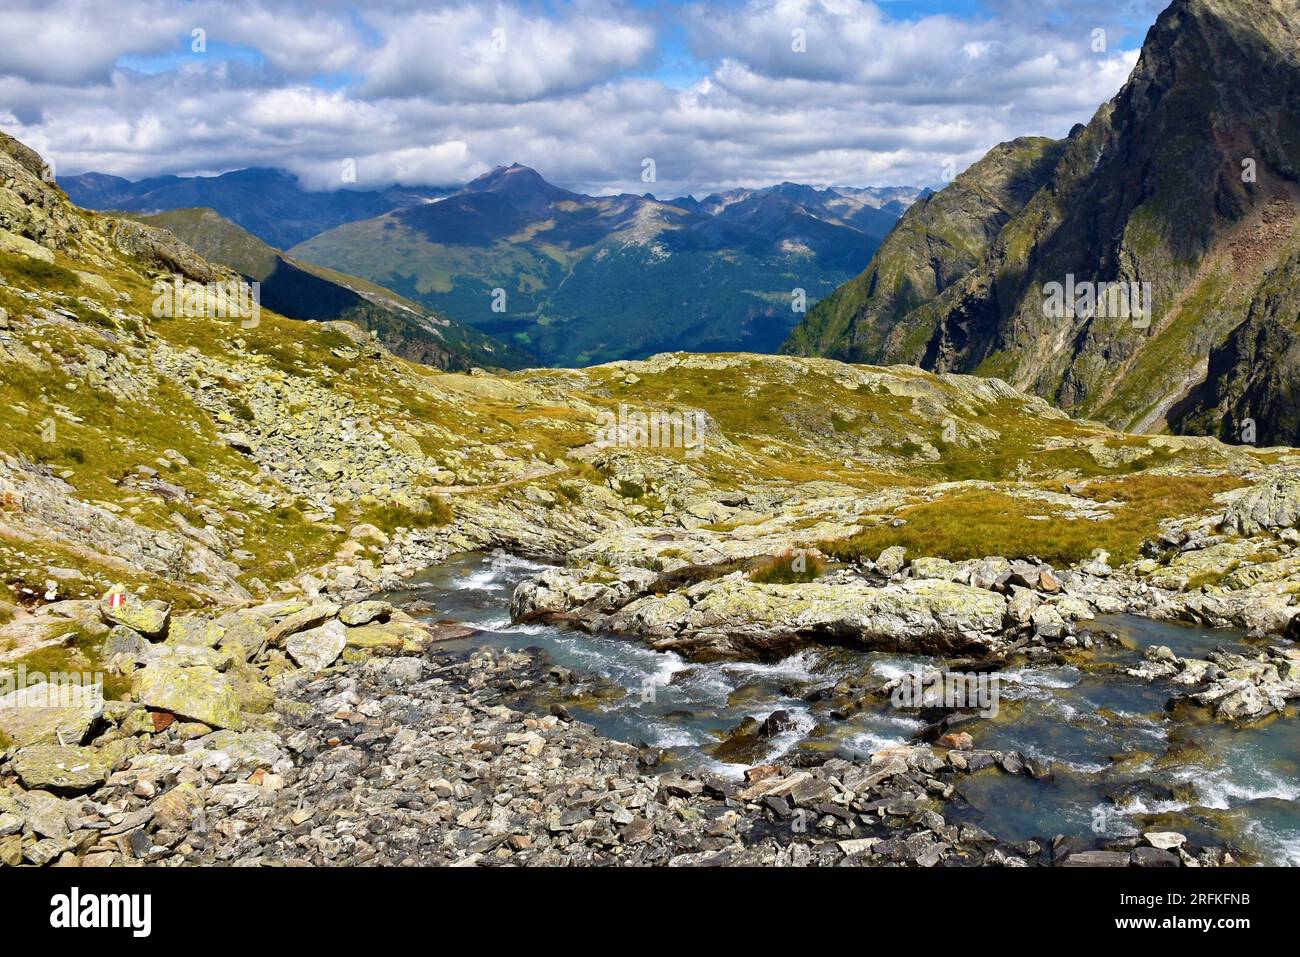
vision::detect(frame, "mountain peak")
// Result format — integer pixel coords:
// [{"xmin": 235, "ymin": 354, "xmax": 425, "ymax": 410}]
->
[
  {"xmin": 785, "ymin": 0, "xmax": 1300, "ymax": 446},
  {"xmin": 461, "ymin": 164, "xmax": 570, "ymax": 201}
]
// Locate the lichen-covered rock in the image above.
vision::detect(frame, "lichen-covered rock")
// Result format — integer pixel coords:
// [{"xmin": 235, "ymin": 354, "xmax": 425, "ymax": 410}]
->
[
  {"xmin": 343, "ymin": 616, "xmax": 435, "ymax": 654},
  {"xmin": 266, "ymin": 602, "xmax": 339, "ymax": 647},
  {"xmin": 11, "ymin": 740, "xmax": 136, "ymax": 793},
  {"xmin": 875, "ymin": 546, "xmax": 908, "ymax": 577},
  {"xmin": 910, "ymin": 557, "xmax": 964, "ymax": 582},
  {"xmin": 0, "ymin": 681, "xmax": 104, "ymax": 747},
  {"xmin": 1129, "ymin": 645, "xmax": 1300, "ymax": 720},
  {"xmin": 166, "ymin": 614, "xmax": 224, "ymax": 648},
  {"xmin": 103, "ymin": 625, "xmax": 148, "ymax": 665},
  {"xmin": 214, "ymin": 609, "xmax": 273, "ymax": 662},
  {"xmin": 1220, "ymin": 473, "xmax": 1300, "ymax": 535},
  {"xmin": 99, "ymin": 589, "xmax": 170, "ymax": 638},
  {"xmin": 151, "ymin": 782, "xmax": 205, "ymax": 833},
  {"xmin": 133, "ymin": 663, "xmax": 243, "ymax": 730},
  {"xmin": 511, "ymin": 568, "xmax": 626, "ymax": 621},
  {"xmin": 604, "ymin": 575, "xmax": 1010, "ymax": 660},
  {"xmin": 339, "ymin": 600, "xmax": 392, "ymax": 626}
]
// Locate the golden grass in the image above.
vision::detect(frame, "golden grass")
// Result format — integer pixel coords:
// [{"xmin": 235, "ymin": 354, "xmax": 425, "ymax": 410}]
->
[
  {"xmin": 821, "ymin": 475, "xmax": 1244, "ymax": 567},
  {"xmin": 749, "ymin": 550, "xmax": 827, "ymax": 584}
]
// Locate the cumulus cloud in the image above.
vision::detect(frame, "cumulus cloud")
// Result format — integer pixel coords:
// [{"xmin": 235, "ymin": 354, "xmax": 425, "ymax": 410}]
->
[
  {"xmin": 0, "ymin": 0, "xmax": 1159, "ymax": 196},
  {"xmin": 0, "ymin": 0, "xmax": 184, "ymax": 86},
  {"xmin": 362, "ymin": 2, "xmax": 656, "ymax": 102}
]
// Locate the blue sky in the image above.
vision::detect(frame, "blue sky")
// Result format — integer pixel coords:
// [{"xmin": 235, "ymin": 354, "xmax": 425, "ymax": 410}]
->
[{"xmin": 0, "ymin": 0, "xmax": 1167, "ymax": 195}]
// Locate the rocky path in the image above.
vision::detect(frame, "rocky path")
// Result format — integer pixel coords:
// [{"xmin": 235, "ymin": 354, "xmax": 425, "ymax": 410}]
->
[{"xmin": 435, "ymin": 463, "xmax": 569, "ymax": 496}]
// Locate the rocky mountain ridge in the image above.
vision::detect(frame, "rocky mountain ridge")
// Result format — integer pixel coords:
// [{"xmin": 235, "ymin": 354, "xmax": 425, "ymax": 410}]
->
[{"xmin": 785, "ymin": 0, "xmax": 1300, "ymax": 448}]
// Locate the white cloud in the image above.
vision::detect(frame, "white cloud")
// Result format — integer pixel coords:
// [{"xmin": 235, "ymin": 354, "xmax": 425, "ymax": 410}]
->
[
  {"xmin": 0, "ymin": 0, "xmax": 1157, "ymax": 195},
  {"xmin": 0, "ymin": 0, "xmax": 184, "ymax": 86},
  {"xmin": 361, "ymin": 3, "xmax": 656, "ymax": 102}
]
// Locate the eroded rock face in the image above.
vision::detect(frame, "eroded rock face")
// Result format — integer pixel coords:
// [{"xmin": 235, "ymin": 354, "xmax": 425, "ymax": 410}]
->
[{"xmin": 1220, "ymin": 472, "xmax": 1300, "ymax": 536}]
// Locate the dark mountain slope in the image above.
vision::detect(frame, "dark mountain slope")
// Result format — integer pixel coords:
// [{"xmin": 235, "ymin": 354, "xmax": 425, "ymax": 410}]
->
[
  {"xmin": 132, "ymin": 208, "xmax": 531, "ymax": 371},
  {"xmin": 782, "ymin": 136, "xmax": 1066, "ymax": 362}
]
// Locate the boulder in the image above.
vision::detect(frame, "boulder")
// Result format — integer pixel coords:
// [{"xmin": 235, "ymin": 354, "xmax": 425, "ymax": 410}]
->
[
  {"xmin": 11, "ymin": 741, "xmax": 134, "ymax": 794},
  {"xmin": 0, "ymin": 681, "xmax": 103, "ymax": 747},
  {"xmin": 1062, "ymin": 850, "xmax": 1131, "ymax": 867},
  {"xmin": 910, "ymin": 557, "xmax": 964, "ymax": 582},
  {"xmin": 265, "ymin": 602, "xmax": 339, "ymax": 646},
  {"xmin": 133, "ymin": 663, "xmax": 243, "ymax": 730},
  {"xmin": 1143, "ymin": 832, "xmax": 1187, "ymax": 851},
  {"xmin": 166, "ymin": 614, "xmax": 223, "ymax": 648},
  {"xmin": 1220, "ymin": 472, "xmax": 1300, "ymax": 535},
  {"xmin": 214, "ymin": 609, "xmax": 273, "ymax": 662},
  {"xmin": 606, "ymin": 576, "xmax": 1010, "ymax": 659},
  {"xmin": 969, "ymin": 557, "xmax": 1012, "ymax": 591},
  {"xmin": 1131, "ymin": 846, "xmax": 1180, "ymax": 867},
  {"xmin": 339, "ymin": 600, "xmax": 392, "ymax": 626},
  {"xmin": 225, "ymin": 661, "xmax": 275, "ymax": 713},
  {"xmin": 102, "ymin": 625, "xmax": 148, "ymax": 666},
  {"xmin": 344, "ymin": 617, "xmax": 435, "ymax": 653},
  {"xmin": 99, "ymin": 589, "xmax": 170, "ymax": 638},
  {"xmin": 937, "ymin": 731, "xmax": 974, "ymax": 749},
  {"xmin": 151, "ymin": 782, "xmax": 205, "ymax": 833},
  {"xmin": 286, "ymin": 620, "xmax": 347, "ymax": 671},
  {"xmin": 875, "ymin": 546, "xmax": 908, "ymax": 577}
]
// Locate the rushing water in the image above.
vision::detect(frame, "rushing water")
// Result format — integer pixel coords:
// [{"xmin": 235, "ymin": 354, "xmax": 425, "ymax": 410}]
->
[{"xmin": 389, "ymin": 550, "xmax": 1300, "ymax": 865}]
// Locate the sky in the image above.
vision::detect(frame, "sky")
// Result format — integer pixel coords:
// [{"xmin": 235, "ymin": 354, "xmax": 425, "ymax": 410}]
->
[{"xmin": 0, "ymin": 0, "xmax": 1169, "ymax": 197}]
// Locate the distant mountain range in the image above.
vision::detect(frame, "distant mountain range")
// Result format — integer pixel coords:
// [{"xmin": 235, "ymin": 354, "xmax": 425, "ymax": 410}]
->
[
  {"xmin": 126, "ymin": 207, "xmax": 531, "ymax": 371},
  {"xmin": 290, "ymin": 166, "xmax": 925, "ymax": 365},
  {"xmin": 785, "ymin": 0, "xmax": 1300, "ymax": 447},
  {"xmin": 64, "ymin": 162, "xmax": 923, "ymax": 367},
  {"xmin": 61, "ymin": 168, "xmax": 451, "ymax": 249}
]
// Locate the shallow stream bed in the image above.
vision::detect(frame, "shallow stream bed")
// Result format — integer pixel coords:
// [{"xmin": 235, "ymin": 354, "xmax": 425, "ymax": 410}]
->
[{"xmin": 389, "ymin": 551, "xmax": 1300, "ymax": 864}]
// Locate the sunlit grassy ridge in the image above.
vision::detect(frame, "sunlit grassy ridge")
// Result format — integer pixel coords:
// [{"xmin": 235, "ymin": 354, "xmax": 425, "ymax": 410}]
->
[{"xmin": 820, "ymin": 475, "xmax": 1246, "ymax": 567}]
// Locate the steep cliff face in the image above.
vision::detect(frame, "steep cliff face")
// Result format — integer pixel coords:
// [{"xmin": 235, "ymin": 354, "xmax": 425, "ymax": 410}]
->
[
  {"xmin": 1175, "ymin": 249, "xmax": 1300, "ymax": 443},
  {"xmin": 782, "ymin": 136, "xmax": 1066, "ymax": 363},
  {"xmin": 788, "ymin": 0, "xmax": 1300, "ymax": 445}
]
